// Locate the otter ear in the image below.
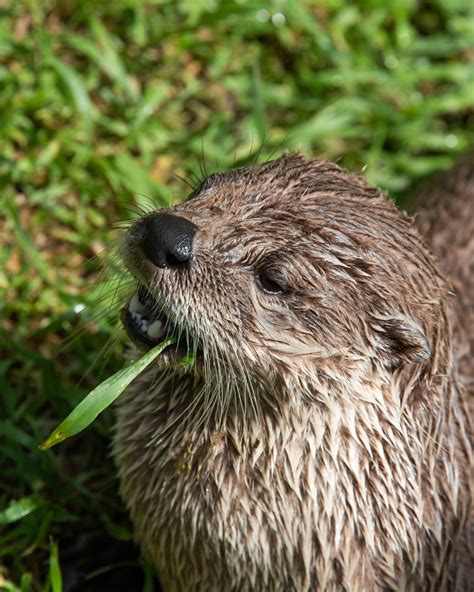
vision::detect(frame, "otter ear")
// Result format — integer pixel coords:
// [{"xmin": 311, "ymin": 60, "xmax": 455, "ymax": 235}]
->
[{"xmin": 370, "ymin": 314, "xmax": 431, "ymax": 367}]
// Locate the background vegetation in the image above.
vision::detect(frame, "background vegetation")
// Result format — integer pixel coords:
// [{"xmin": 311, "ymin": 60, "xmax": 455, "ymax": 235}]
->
[{"xmin": 0, "ymin": 0, "xmax": 472, "ymax": 590}]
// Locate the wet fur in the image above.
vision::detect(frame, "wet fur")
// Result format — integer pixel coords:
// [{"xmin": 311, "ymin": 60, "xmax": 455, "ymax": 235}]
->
[{"xmin": 114, "ymin": 154, "xmax": 472, "ymax": 591}]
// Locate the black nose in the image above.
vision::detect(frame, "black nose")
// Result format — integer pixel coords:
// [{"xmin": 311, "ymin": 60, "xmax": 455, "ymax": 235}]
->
[{"xmin": 141, "ymin": 213, "xmax": 198, "ymax": 268}]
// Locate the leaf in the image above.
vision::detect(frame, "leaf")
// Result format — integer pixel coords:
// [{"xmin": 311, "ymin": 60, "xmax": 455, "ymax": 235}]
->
[
  {"xmin": 114, "ymin": 153, "xmax": 158, "ymax": 198},
  {"xmin": 0, "ymin": 495, "xmax": 41, "ymax": 525},
  {"xmin": 90, "ymin": 17, "xmax": 138, "ymax": 99},
  {"xmin": 179, "ymin": 353, "xmax": 195, "ymax": 367},
  {"xmin": 48, "ymin": 540, "xmax": 62, "ymax": 592},
  {"xmin": 39, "ymin": 339, "xmax": 175, "ymax": 450},
  {"xmin": 64, "ymin": 27, "xmax": 136, "ymax": 100},
  {"xmin": 47, "ymin": 54, "xmax": 94, "ymax": 123}
]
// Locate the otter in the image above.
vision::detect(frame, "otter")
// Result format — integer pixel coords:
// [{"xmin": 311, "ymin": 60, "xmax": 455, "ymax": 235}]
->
[{"xmin": 113, "ymin": 154, "xmax": 472, "ymax": 591}]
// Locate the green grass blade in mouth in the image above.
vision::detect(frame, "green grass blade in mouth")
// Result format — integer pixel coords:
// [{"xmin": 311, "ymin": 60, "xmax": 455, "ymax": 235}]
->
[
  {"xmin": 179, "ymin": 352, "xmax": 195, "ymax": 366},
  {"xmin": 39, "ymin": 338, "xmax": 176, "ymax": 450}
]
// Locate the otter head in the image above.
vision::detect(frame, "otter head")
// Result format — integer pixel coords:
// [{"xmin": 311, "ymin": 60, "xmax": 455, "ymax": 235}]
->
[{"xmin": 121, "ymin": 154, "xmax": 444, "ymax": 422}]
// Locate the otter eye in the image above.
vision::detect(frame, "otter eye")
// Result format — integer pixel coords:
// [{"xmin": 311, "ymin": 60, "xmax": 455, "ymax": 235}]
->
[{"xmin": 257, "ymin": 273, "xmax": 284, "ymax": 294}]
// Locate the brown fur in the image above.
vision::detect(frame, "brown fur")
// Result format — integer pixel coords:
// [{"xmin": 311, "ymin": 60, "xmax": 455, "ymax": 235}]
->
[
  {"xmin": 114, "ymin": 154, "xmax": 472, "ymax": 591},
  {"xmin": 409, "ymin": 155, "xmax": 473, "ymax": 407}
]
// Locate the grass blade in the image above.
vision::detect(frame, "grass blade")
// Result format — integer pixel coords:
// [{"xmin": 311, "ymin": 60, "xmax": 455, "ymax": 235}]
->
[
  {"xmin": 0, "ymin": 495, "xmax": 41, "ymax": 525},
  {"xmin": 48, "ymin": 540, "xmax": 62, "ymax": 592},
  {"xmin": 39, "ymin": 338, "xmax": 175, "ymax": 450}
]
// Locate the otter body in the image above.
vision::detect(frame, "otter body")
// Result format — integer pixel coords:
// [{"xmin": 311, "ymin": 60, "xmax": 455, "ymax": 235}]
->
[{"xmin": 114, "ymin": 155, "xmax": 472, "ymax": 591}]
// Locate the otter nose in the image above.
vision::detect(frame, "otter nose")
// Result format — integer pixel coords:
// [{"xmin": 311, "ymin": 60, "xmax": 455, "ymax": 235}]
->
[{"xmin": 141, "ymin": 213, "xmax": 198, "ymax": 268}]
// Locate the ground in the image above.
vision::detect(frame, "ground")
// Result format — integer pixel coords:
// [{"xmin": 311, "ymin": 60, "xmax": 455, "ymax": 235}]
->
[{"xmin": 0, "ymin": 1, "xmax": 473, "ymax": 590}]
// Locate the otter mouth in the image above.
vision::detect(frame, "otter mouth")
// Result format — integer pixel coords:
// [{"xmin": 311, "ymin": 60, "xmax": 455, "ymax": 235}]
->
[{"xmin": 122, "ymin": 286, "xmax": 188, "ymax": 359}]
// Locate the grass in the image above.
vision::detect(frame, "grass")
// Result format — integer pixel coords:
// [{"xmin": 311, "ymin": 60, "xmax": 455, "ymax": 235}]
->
[
  {"xmin": 39, "ymin": 338, "xmax": 177, "ymax": 451},
  {"xmin": 0, "ymin": 1, "xmax": 472, "ymax": 590}
]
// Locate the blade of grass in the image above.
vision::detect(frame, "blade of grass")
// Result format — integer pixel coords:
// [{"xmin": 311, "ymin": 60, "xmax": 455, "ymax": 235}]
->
[
  {"xmin": 0, "ymin": 496, "xmax": 41, "ymax": 525},
  {"xmin": 39, "ymin": 338, "xmax": 176, "ymax": 450},
  {"xmin": 47, "ymin": 54, "xmax": 94, "ymax": 126},
  {"xmin": 47, "ymin": 539, "xmax": 62, "ymax": 592}
]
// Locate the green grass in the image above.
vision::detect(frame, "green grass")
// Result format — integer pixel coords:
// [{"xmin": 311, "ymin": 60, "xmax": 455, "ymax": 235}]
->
[{"xmin": 0, "ymin": 1, "xmax": 472, "ymax": 590}]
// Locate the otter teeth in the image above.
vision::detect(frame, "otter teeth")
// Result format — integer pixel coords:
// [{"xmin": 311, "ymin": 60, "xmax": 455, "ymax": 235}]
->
[
  {"xmin": 147, "ymin": 320, "xmax": 164, "ymax": 339},
  {"xmin": 129, "ymin": 293, "xmax": 148, "ymax": 315},
  {"xmin": 128, "ymin": 292, "xmax": 167, "ymax": 340}
]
